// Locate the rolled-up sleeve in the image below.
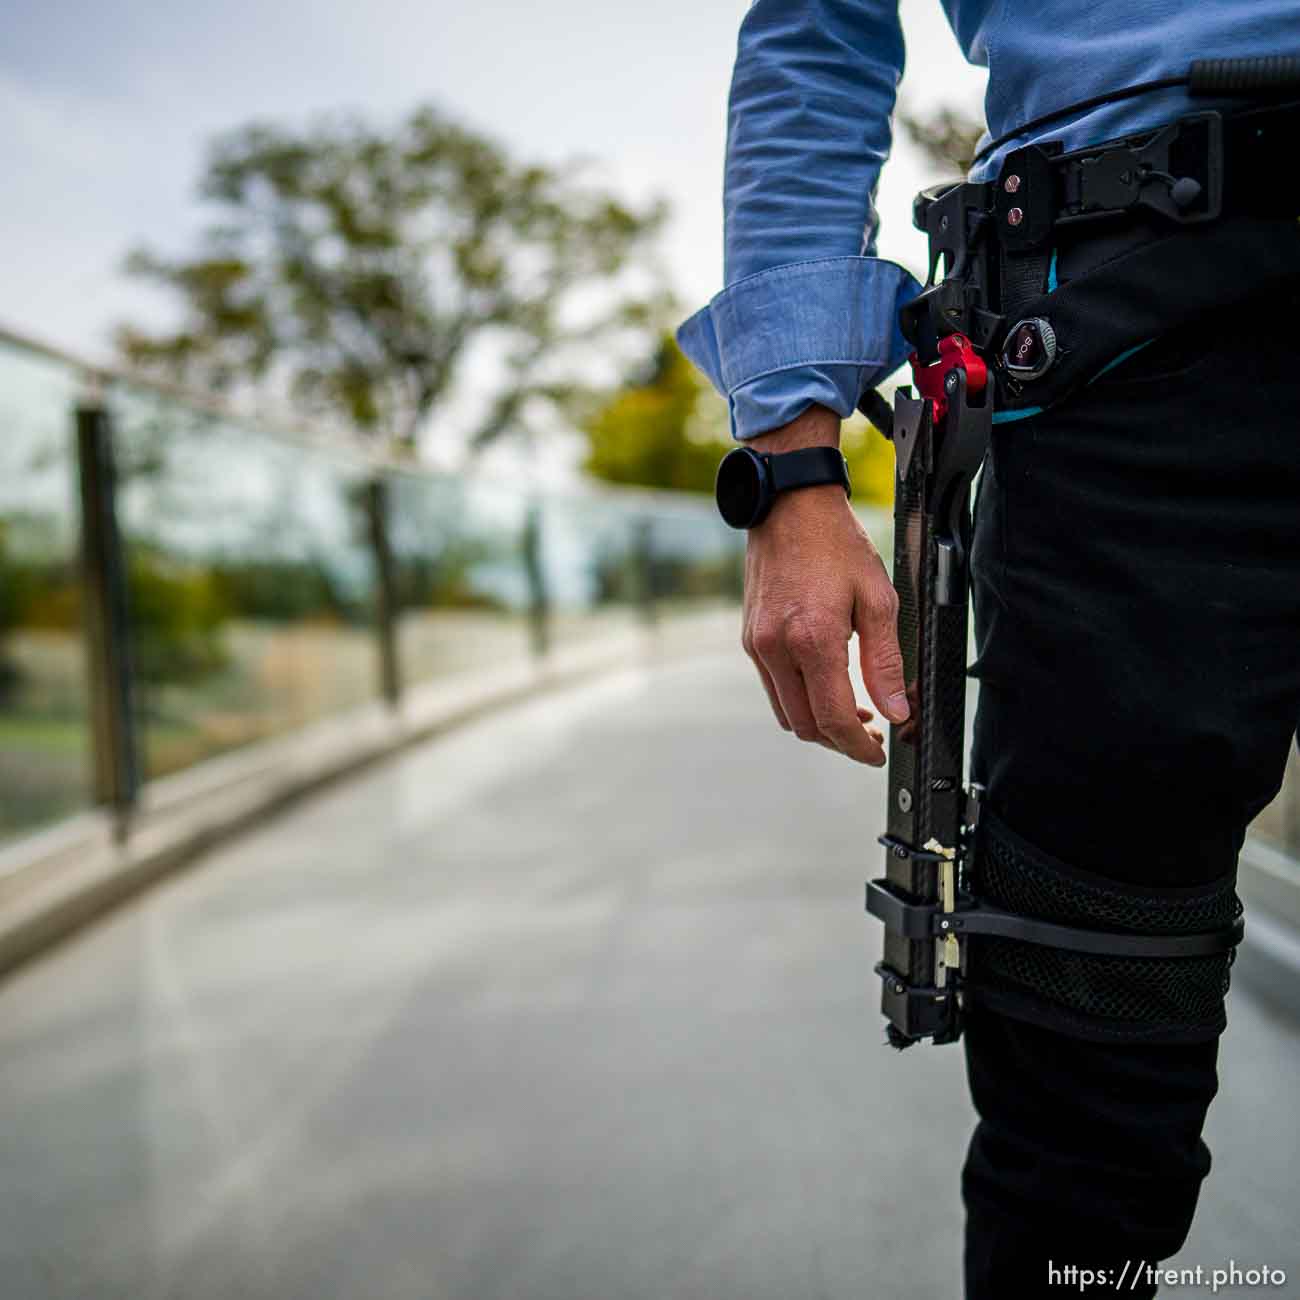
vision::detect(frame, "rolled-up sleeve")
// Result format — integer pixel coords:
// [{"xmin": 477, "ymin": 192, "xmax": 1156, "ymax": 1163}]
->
[
  {"xmin": 678, "ymin": 256, "xmax": 920, "ymax": 438},
  {"xmin": 677, "ymin": 0, "xmax": 921, "ymax": 440}
]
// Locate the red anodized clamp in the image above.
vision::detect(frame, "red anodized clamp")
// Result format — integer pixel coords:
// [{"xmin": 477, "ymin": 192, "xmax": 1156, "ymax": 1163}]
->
[{"xmin": 908, "ymin": 332, "xmax": 987, "ymax": 425}]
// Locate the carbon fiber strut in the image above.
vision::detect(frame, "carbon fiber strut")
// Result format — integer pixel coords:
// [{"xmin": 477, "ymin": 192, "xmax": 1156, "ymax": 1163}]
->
[
  {"xmin": 871, "ymin": 354, "xmax": 990, "ymax": 1047},
  {"xmin": 863, "ymin": 177, "xmax": 1246, "ymax": 1048},
  {"xmin": 864, "ymin": 179, "xmax": 998, "ymax": 1048}
]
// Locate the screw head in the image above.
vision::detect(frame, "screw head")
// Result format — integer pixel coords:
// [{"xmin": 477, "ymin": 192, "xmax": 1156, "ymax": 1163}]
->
[
  {"xmin": 897, "ymin": 787, "xmax": 913, "ymax": 814},
  {"xmin": 1007, "ymin": 207, "xmax": 1024, "ymax": 227},
  {"xmin": 944, "ymin": 371, "xmax": 960, "ymax": 393},
  {"xmin": 1003, "ymin": 174, "xmax": 1021, "ymax": 194},
  {"xmin": 940, "ymin": 214, "xmax": 949, "ymax": 231},
  {"xmin": 940, "ymin": 920, "xmax": 950, "ymax": 930},
  {"xmin": 892, "ymin": 981, "xmax": 905, "ymax": 995}
]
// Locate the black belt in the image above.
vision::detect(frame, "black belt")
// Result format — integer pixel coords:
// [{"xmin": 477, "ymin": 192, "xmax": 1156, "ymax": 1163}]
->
[
  {"xmin": 995, "ymin": 97, "xmax": 1300, "ymax": 252},
  {"xmin": 897, "ymin": 98, "xmax": 1300, "ymax": 417},
  {"xmin": 992, "ymin": 98, "xmax": 1300, "ymax": 319}
]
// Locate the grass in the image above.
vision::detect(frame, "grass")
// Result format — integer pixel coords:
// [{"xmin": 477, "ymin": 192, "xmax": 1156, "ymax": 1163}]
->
[{"xmin": 0, "ymin": 715, "xmax": 88, "ymax": 755}]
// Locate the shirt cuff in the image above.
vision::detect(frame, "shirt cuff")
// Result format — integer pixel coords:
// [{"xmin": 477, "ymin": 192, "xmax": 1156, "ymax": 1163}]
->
[{"xmin": 676, "ymin": 256, "xmax": 923, "ymax": 440}]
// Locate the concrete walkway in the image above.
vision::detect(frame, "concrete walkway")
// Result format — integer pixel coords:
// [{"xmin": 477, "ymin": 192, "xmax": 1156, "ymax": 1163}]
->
[{"xmin": 0, "ymin": 655, "xmax": 1295, "ymax": 1299}]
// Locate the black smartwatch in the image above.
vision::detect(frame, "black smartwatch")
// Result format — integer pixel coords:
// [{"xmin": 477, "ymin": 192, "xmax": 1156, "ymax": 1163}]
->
[{"xmin": 714, "ymin": 445, "xmax": 851, "ymax": 529}]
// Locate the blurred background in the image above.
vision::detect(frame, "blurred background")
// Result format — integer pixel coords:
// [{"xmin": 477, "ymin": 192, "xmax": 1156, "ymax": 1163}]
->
[{"xmin": 1, "ymin": 3, "xmax": 1296, "ymax": 1298}]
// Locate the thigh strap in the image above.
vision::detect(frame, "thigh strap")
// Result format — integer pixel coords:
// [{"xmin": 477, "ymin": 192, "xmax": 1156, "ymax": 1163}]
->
[{"xmin": 967, "ymin": 810, "xmax": 1242, "ymax": 1043}]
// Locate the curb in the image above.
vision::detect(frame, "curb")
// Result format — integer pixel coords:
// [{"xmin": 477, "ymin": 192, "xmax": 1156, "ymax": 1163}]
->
[{"xmin": 0, "ymin": 613, "xmax": 734, "ymax": 984}]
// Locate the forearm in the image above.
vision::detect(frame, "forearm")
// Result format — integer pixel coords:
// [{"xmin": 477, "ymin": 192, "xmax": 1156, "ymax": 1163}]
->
[{"xmin": 677, "ymin": 0, "xmax": 919, "ymax": 441}]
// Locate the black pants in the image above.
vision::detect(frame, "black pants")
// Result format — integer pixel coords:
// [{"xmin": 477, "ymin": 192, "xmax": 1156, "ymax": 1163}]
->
[{"xmin": 962, "ymin": 288, "xmax": 1300, "ymax": 1297}]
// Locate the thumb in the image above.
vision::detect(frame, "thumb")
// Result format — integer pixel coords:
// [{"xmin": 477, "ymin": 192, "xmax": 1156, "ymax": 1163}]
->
[{"xmin": 854, "ymin": 584, "xmax": 909, "ymax": 724}]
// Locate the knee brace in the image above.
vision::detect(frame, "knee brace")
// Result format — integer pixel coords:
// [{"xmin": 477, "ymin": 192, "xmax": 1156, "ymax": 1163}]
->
[
  {"xmin": 866, "ymin": 793, "xmax": 1243, "ymax": 1047},
  {"xmin": 964, "ymin": 809, "xmax": 1241, "ymax": 1043}
]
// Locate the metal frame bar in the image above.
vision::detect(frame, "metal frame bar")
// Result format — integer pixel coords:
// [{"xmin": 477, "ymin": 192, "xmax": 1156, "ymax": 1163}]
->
[{"xmin": 74, "ymin": 398, "xmax": 140, "ymax": 833}]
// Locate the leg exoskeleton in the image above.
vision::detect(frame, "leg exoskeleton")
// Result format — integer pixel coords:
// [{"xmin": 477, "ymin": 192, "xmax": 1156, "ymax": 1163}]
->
[{"xmin": 867, "ymin": 790, "xmax": 1244, "ymax": 1047}]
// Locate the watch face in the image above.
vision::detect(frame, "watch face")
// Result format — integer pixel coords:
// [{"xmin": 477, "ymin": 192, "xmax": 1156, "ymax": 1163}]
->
[{"xmin": 715, "ymin": 448, "xmax": 765, "ymax": 529}]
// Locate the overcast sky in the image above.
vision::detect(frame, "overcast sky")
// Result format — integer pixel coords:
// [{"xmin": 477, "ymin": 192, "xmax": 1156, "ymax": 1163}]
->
[{"xmin": 2, "ymin": 0, "xmax": 987, "ymax": 457}]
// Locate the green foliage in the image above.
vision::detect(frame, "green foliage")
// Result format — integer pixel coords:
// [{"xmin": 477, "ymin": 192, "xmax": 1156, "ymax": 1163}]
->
[
  {"xmin": 0, "ymin": 519, "xmax": 82, "ymax": 702},
  {"xmin": 0, "ymin": 524, "xmax": 30, "ymax": 700},
  {"xmin": 128, "ymin": 548, "xmax": 230, "ymax": 686},
  {"xmin": 397, "ymin": 546, "xmax": 506, "ymax": 612},
  {"xmin": 583, "ymin": 336, "xmax": 731, "ymax": 493},
  {"xmin": 897, "ymin": 104, "xmax": 986, "ymax": 175},
  {"xmin": 583, "ymin": 336, "xmax": 896, "ymax": 507},
  {"xmin": 0, "ymin": 522, "xmax": 34, "ymax": 640},
  {"xmin": 119, "ymin": 107, "xmax": 668, "ymax": 449},
  {"xmin": 209, "ymin": 559, "xmax": 363, "ymax": 625},
  {"xmin": 841, "ymin": 413, "xmax": 896, "ymax": 508}
]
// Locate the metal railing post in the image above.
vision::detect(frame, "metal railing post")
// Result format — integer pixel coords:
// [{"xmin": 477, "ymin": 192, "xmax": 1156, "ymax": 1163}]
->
[
  {"xmin": 363, "ymin": 476, "xmax": 402, "ymax": 709},
  {"xmin": 75, "ymin": 392, "xmax": 140, "ymax": 838},
  {"xmin": 522, "ymin": 501, "xmax": 550, "ymax": 660},
  {"xmin": 633, "ymin": 517, "xmax": 657, "ymax": 628}
]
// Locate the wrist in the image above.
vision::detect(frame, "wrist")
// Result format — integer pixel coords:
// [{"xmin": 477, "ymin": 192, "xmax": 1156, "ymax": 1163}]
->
[
  {"xmin": 747, "ymin": 404, "xmax": 841, "ymax": 455},
  {"xmin": 749, "ymin": 481, "xmax": 850, "ymax": 537}
]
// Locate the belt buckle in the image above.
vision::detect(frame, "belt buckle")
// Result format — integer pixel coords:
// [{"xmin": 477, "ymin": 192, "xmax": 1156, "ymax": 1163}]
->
[{"xmin": 1067, "ymin": 111, "xmax": 1224, "ymax": 226}]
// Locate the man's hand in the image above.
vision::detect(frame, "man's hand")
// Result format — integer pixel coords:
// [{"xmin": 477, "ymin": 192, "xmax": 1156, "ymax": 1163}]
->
[{"xmin": 741, "ymin": 404, "xmax": 909, "ymax": 766}]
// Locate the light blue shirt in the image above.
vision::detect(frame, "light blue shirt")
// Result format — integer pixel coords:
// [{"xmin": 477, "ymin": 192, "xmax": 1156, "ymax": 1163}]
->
[{"xmin": 678, "ymin": 0, "xmax": 1300, "ymax": 440}]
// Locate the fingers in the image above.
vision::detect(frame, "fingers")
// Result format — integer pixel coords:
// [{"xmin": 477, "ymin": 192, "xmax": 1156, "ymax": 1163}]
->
[
  {"xmin": 801, "ymin": 640, "xmax": 887, "ymax": 765},
  {"xmin": 746, "ymin": 615, "xmax": 886, "ymax": 766},
  {"xmin": 743, "ymin": 622, "xmax": 797, "ymax": 733},
  {"xmin": 752, "ymin": 655, "xmax": 791, "ymax": 732},
  {"xmin": 857, "ymin": 706, "xmax": 886, "ymax": 749},
  {"xmin": 854, "ymin": 577, "xmax": 910, "ymax": 725},
  {"xmin": 751, "ymin": 627, "xmax": 820, "ymax": 742},
  {"xmin": 892, "ymin": 681, "xmax": 920, "ymax": 747}
]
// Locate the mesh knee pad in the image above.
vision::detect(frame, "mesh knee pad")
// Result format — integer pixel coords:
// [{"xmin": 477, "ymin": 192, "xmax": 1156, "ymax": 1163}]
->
[{"xmin": 968, "ymin": 810, "xmax": 1241, "ymax": 1043}]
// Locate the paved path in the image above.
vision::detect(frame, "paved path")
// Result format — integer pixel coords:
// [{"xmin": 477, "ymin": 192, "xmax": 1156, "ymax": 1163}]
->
[{"xmin": 0, "ymin": 655, "xmax": 1295, "ymax": 1299}]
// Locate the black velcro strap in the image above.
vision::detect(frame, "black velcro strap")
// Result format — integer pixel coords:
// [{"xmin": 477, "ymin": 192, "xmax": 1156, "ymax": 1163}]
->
[
  {"xmin": 995, "ymin": 216, "xmax": 1300, "ymax": 413},
  {"xmin": 999, "ymin": 248, "xmax": 1052, "ymax": 323},
  {"xmin": 967, "ymin": 809, "xmax": 1242, "ymax": 1044}
]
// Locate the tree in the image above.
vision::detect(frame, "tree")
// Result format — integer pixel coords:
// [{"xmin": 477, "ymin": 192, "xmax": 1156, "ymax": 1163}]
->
[
  {"xmin": 841, "ymin": 414, "xmax": 896, "ymax": 509},
  {"xmin": 118, "ymin": 107, "xmax": 668, "ymax": 451},
  {"xmin": 127, "ymin": 548, "xmax": 229, "ymax": 688},
  {"xmin": 897, "ymin": 104, "xmax": 986, "ymax": 175},
  {"xmin": 584, "ymin": 336, "xmax": 896, "ymax": 507},
  {"xmin": 583, "ymin": 336, "xmax": 729, "ymax": 494}
]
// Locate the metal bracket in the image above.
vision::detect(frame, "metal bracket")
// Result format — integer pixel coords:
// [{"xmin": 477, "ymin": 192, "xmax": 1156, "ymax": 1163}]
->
[
  {"xmin": 874, "ymin": 962, "xmax": 961, "ymax": 1043},
  {"xmin": 890, "ymin": 389, "xmax": 930, "ymax": 484},
  {"xmin": 1061, "ymin": 112, "xmax": 1224, "ymax": 226},
  {"xmin": 902, "ymin": 180, "xmax": 1002, "ymax": 359}
]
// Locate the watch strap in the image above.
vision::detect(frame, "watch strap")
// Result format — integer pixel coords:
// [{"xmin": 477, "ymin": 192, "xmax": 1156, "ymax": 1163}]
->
[{"xmin": 765, "ymin": 446, "xmax": 851, "ymax": 498}]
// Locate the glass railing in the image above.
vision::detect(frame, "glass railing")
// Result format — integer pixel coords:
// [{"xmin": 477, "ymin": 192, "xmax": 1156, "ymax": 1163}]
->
[
  {"xmin": 0, "ymin": 326, "xmax": 745, "ymax": 845},
  {"xmin": 108, "ymin": 381, "xmax": 380, "ymax": 781},
  {"xmin": 0, "ymin": 344, "xmax": 92, "ymax": 839},
  {"xmin": 2, "ymin": 323, "xmax": 1295, "ymax": 864},
  {"xmin": 388, "ymin": 470, "xmax": 534, "ymax": 684}
]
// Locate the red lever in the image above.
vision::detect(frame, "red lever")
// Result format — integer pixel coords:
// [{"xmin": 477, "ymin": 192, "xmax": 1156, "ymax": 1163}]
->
[{"xmin": 908, "ymin": 333, "xmax": 987, "ymax": 425}]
